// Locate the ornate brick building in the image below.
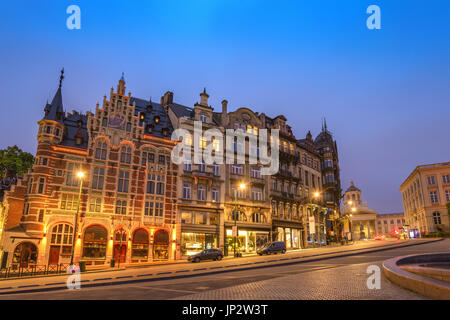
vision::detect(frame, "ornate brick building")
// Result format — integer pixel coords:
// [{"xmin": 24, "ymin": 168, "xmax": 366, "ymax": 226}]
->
[{"xmin": 1, "ymin": 72, "xmax": 179, "ymax": 268}]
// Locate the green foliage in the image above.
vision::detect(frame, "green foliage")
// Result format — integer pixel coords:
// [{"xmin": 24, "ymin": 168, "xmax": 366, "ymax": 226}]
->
[
  {"xmin": 0, "ymin": 145, "xmax": 34, "ymax": 178},
  {"xmin": 447, "ymin": 202, "xmax": 450, "ymax": 216}
]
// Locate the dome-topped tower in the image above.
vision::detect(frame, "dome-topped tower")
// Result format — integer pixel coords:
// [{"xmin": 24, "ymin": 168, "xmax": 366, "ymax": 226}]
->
[{"xmin": 345, "ymin": 180, "xmax": 361, "ymax": 205}]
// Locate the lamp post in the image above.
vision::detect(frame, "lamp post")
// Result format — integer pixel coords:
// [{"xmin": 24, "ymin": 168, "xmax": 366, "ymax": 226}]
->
[
  {"xmin": 70, "ymin": 171, "xmax": 84, "ymax": 267},
  {"xmin": 233, "ymin": 183, "xmax": 246, "ymax": 258}
]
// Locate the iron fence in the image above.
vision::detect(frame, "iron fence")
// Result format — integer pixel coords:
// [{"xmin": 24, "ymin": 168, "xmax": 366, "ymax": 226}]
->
[{"xmin": 0, "ymin": 263, "xmax": 71, "ymax": 279}]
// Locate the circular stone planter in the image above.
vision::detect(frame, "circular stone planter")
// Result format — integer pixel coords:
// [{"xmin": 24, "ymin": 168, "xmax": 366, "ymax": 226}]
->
[{"xmin": 383, "ymin": 252, "xmax": 450, "ymax": 300}]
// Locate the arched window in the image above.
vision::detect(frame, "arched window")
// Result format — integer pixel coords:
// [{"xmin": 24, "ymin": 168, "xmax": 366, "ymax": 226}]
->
[
  {"xmin": 12, "ymin": 242, "xmax": 38, "ymax": 267},
  {"xmin": 120, "ymin": 145, "xmax": 132, "ymax": 164},
  {"xmin": 132, "ymin": 229, "xmax": 149, "ymax": 259},
  {"xmin": 95, "ymin": 140, "xmax": 108, "ymax": 160},
  {"xmin": 82, "ymin": 225, "xmax": 107, "ymax": 259},
  {"xmin": 48, "ymin": 223, "xmax": 74, "ymax": 264},
  {"xmin": 153, "ymin": 229, "xmax": 169, "ymax": 260},
  {"xmin": 50, "ymin": 223, "xmax": 74, "ymax": 246}
]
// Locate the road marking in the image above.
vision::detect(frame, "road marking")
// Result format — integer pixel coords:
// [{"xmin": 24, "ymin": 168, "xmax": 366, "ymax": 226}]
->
[
  {"xmin": 0, "ymin": 287, "xmax": 13, "ymax": 291},
  {"xmin": 17, "ymin": 284, "xmax": 39, "ymax": 289},
  {"xmin": 193, "ymin": 268, "xmax": 206, "ymax": 271},
  {"xmin": 93, "ymin": 278, "xmax": 112, "ymax": 281},
  {"xmin": 45, "ymin": 282, "xmax": 66, "ymax": 286},
  {"xmin": 210, "ymin": 266, "xmax": 223, "ymax": 269},
  {"xmin": 175, "ymin": 270, "xmax": 188, "ymax": 273},
  {"xmin": 115, "ymin": 276, "xmax": 133, "ymax": 280},
  {"xmin": 156, "ymin": 272, "xmax": 172, "ymax": 275},
  {"xmin": 131, "ymin": 286, "xmax": 197, "ymax": 294},
  {"xmin": 136, "ymin": 273, "xmax": 153, "ymax": 277}
]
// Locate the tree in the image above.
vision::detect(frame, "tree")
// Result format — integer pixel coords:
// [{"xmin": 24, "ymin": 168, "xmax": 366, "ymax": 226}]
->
[{"xmin": 0, "ymin": 145, "xmax": 34, "ymax": 178}]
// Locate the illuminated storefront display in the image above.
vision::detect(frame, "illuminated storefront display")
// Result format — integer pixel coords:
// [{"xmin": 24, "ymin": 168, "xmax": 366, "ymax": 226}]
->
[
  {"xmin": 276, "ymin": 227, "xmax": 301, "ymax": 249},
  {"xmin": 225, "ymin": 229, "xmax": 269, "ymax": 254},
  {"xmin": 181, "ymin": 233, "xmax": 217, "ymax": 256}
]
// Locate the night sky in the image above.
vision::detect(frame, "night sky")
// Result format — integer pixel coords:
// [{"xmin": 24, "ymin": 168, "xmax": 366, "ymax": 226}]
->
[{"xmin": 1, "ymin": 0, "xmax": 449, "ymax": 213}]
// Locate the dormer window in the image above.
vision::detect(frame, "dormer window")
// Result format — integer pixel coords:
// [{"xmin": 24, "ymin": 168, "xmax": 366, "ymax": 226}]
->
[
  {"xmin": 200, "ymin": 114, "xmax": 207, "ymax": 123},
  {"xmin": 140, "ymin": 113, "xmax": 145, "ymax": 121},
  {"xmin": 154, "ymin": 116, "xmax": 160, "ymax": 124},
  {"xmin": 146, "ymin": 104, "xmax": 153, "ymax": 112},
  {"xmin": 162, "ymin": 128, "xmax": 169, "ymax": 136},
  {"xmin": 46, "ymin": 126, "xmax": 51, "ymax": 134},
  {"xmin": 147, "ymin": 124, "xmax": 153, "ymax": 133}
]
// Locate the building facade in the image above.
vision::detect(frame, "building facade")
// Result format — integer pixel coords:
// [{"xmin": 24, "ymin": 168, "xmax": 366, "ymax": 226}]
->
[
  {"xmin": 313, "ymin": 120, "xmax": 342, "ymax": 242},
  {"xmin": 342, "ymin": 181, "xmax": 378, "ymax": 240},
  {"xmin": 1, "ymin": 73, "xmax": 179, "ymax": 269},
  {"xmin": 0, "ymin": 73, "xmax": 343, "ymax": 267},
  {"xmin": 375, "ymin": 213, "xmax": 405, "ymax": 237},
  {"xmin": 168, "ymin": 90, "xmax": 226, "ymax": 257},
  {"xmin": 400, "ymin": 162, "xmax": 450, "ymax": 234}
]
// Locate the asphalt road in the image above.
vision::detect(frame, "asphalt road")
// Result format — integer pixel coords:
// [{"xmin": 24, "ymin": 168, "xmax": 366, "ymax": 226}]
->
[{"xmin": 1, "ymin": 239, "xmax": 448, "ymax": 300}]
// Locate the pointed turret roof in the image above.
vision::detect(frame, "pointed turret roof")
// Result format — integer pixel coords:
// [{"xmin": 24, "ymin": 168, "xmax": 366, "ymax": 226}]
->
[{"xmin": 43, "ymin": 69, "xmax": 65, "ymax": 123}]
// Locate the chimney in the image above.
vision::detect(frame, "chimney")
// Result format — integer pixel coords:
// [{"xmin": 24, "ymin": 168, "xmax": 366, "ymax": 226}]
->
[
  {"xmin": 200, "ymin": 88, "xmax": 209, "ymax": 106},
  {"xmin": 161, "ymin": 91, "xmax": 174, "ymax": 113},
  {"xmin": 221, "ymin": 100, "xmax": 228, "ymax": 126}
]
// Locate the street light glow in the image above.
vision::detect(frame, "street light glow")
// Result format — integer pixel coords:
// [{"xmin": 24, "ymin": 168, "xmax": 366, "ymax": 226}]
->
[
  {"xmin": 313, "ymin": 192, "xmax": 319, "ymax": 198},
  {"xmin": 351, "ymin": 207, "xmax": 356, "ymax": 212},
  {"xmin": 77, "ymin": 171, "xmax": 85, "ymax": 179},
  {"xmin": 348, "ymin": 200, "xmax": 353, "ymax": 205},
  {"xmin": 239, "ymin": 183, "xmax": 246, "ymax": 190}
]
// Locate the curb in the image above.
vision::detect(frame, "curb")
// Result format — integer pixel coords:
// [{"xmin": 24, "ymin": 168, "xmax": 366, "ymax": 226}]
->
[
  {"xmin": 0, "ymin": 238, "xmax": 443, "ymax": 296},
  {"xmin": 382, "ymin": 252, "xmax": 450, "ymax": 300}
]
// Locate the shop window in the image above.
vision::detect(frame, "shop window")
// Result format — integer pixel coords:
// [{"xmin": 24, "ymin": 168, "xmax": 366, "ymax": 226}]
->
[
  {"xmin": 12, "ymin": 242, "xmax": 38, "ymax": 267},
  {"xmin": 82, "ymin": 225, "xmax": 107, "ymax": 259},
  {"xmin": 153, "ymin": 230, "xmax": 169, "ymax": 260},
  {"xmin": 132, "ymin": 229, "xmax": 149, "ymax": 259}
]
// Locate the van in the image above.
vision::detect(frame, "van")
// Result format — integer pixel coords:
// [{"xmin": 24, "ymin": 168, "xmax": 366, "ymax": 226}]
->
[{"xmin": 257, "ymin": 241, "xmax": 286, "ymax": 255}]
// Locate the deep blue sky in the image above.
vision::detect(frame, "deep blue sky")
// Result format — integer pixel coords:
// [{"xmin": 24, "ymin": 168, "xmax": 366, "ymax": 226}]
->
[{"xmin": 1, "ymin": 1, "xmax": 449, "ymax": 213}]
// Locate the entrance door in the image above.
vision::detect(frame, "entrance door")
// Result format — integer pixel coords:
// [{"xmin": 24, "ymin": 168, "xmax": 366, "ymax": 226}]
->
[
  {"xmin": 113, "ymin": 244, "xmax": 127, "ymax": 263},
  {"xmin": 48, "ymin": 246, "xmax": 60, "ymax": 265},
  {"xmin": 20, "ymin": 248, "xmax": 31, "ymax": 267}
]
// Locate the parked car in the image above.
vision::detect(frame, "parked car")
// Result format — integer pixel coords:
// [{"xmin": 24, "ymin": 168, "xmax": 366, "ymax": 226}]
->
[
  {"xmin": 188, "ymin": 249, "xmax": 223, "ymax": 263},
  {"xmin": 257, "ymin": 241, "xmax": 286, "ymax": 255}
]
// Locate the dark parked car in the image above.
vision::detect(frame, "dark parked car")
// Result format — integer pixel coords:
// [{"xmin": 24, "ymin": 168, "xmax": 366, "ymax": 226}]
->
[
  {"xmin": 257, "ymin": 241, "xmax": 286, "ymax": 255},
  {"xmin": 188, "ymin": 249, "xmax": 223, "ymax": 263}
]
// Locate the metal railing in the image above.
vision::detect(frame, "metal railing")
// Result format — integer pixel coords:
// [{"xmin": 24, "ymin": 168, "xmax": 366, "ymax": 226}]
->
[{"xmin": 0, "ymin": 263, "xmax": 70, "ymax": 279}]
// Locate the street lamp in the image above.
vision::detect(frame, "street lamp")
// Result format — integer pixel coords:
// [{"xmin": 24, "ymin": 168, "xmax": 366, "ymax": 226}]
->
[
  {"xmin": 70, "ymin": 171, "xmax": 84, "ymax": 267},
  {"xmin": 233, "ymin": 183, "xmax": 246, "ymax": 258}
]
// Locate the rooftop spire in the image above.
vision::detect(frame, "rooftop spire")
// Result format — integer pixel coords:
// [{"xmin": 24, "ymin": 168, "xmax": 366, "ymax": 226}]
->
[
  {"xmin": 120, "ymin": 72, "xmax": 125, "ymax": 81},
  {"xmin": 59, "ymin": 68, "xmax": 64, "ymax": 88}
]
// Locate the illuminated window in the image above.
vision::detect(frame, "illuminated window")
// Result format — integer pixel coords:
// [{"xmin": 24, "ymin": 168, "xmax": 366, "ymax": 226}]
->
[
  {"xmin": 89, "ymin": 197, "xmax": 102, "ymax": 212},
  {"xmin": 184, "ymin": 133, "xmax": 193, "ymax": 146},
  {"xmin": 66, "ymin": 162, "xmax": 81, "ymax": 187},
  {"xmin": 432, "ymin": 212, "xmax": 441, "ymax": 224},
  {"xmin": 60, "ymin": 194, "xmax": 78, "ymax": 210}
]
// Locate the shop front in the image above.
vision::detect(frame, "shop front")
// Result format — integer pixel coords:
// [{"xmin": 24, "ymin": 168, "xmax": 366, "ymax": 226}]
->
[
  {"xmin": 181, "ymin": 232, "xmax": 218, "ymax": 257},
  {"xmin": 224, "ymin": 227, "xmax": 270, "ymax": 256},
  {"xmin": 274, "ymin": 227, "xmax": 302, "ymax": 249}
]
